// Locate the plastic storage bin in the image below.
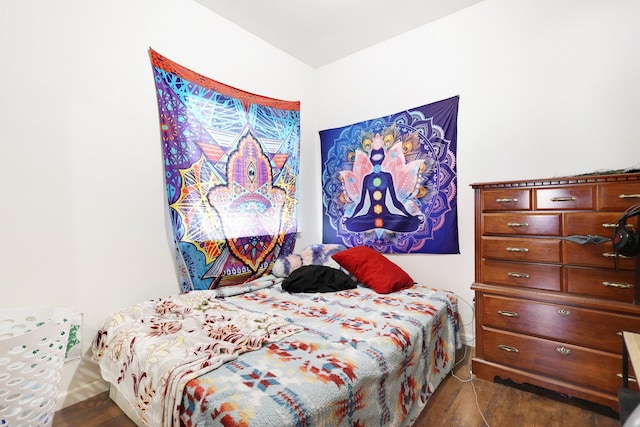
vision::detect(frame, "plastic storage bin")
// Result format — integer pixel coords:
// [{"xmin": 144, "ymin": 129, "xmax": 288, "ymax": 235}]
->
[{"xmin": 0, "ymin": 308, "xmax": 71, "ymax": 427}]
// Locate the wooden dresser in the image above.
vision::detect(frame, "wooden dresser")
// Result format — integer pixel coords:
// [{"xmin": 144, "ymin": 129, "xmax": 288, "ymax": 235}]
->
[{"xmin": 471, "ymin": 172, "xmax": 640, "ymax": 410}]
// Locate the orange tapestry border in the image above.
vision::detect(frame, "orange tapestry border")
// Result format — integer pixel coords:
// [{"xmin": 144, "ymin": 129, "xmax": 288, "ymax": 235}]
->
[{"xmin": 148, "ymin": 48, "xmax": 300, "ymax": 111}]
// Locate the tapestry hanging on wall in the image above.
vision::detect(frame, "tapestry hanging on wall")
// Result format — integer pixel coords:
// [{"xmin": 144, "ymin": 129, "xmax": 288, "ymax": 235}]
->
[
  {"xmin": 149, "ymin": 49, "xmax": 301, "ymax": 291},
  {"xmin": 319, "ymin": 96, "xmax": 459, "ymax": 254}
]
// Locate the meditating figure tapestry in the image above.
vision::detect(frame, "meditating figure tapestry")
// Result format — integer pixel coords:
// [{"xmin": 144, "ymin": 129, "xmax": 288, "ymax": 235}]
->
[
  {"xmin": 320, "ymin": 96, "xmax": 459, "ymax": 254},
  {"xmin": 149, "ymin": 49, "xmax": 301, "ymax": 291}
]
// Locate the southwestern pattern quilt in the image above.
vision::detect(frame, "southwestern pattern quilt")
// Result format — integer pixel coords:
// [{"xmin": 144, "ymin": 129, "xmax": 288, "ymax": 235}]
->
[
  {"xmin": 149, "ymin": 49, "xmax": 301, "ymax": 291},
  {"xmin": 319, "ymin": 96, "xmax": 459, "ymax": 254},
  {"xmin": 94, "ymin": 278, "xmax": 460, "ymax": 427}
]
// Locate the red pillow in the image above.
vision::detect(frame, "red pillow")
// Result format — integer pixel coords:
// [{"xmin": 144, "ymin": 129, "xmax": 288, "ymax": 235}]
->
[{"xmin": 331, "ymin": 246, "xmax": 414, "ymax": 294}]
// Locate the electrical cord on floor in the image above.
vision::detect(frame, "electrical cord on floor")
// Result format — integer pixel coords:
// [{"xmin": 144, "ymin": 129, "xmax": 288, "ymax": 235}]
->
[{"xmin": 451, "ymin": 292, "xmax": 491, "ymax": 427}]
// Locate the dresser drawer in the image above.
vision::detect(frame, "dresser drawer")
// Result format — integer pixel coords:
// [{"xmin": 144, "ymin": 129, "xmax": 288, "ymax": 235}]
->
[
  {"xmin": 566, "ymin": 266, "xmax": 636, "ymax": 303},
  {"xmin": 483, "ymin": 214, "xmax": 561, "ymax": 236},
  {"xmin": 599, "ymin": 182, "xmax": 640, "ymax": 210},
  {"xmin": 535, "ymin": 186, "xmax": 595, "ymax": 210},
  {"xmin": 482, "ymin": 260, "xmax": 561, "ymax": 291},
  {"xmin": 482, "ymin": 189, "xmax": 531, "ymax": 211},
  {"xmin": 481, "ymin": 237, "xmax": 561, "ymax": 263},
  {"xmin": 482, "ymin": 328, "xmax": 622, "ymax": 394},
  {"xmin": 564, "ymin": 212, "xmax": 633, "ymax": 237},
  {"xmin": 481, "ymin": 294, "xmax": 640, "ymax": 352},
  {"xmin": 562, "ymin": 240, "xmax": 637, "ymax": 269}
]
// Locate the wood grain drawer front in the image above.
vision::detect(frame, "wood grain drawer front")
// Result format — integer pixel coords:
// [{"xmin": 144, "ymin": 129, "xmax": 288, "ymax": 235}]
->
[
  {"xmin": 482, "ymin": 260, "xmax": 561, "ymax": 291},
  {"xmin": 599, "ymin": 182, "xmax": 640, "ymax": 210},
  {"xmin": 482, "ymin": 189, "xmax": 531, "ymax": 211},
  {"xmin": 566, "ymin": 266, "xmax": 636, "ymax": 303},
  {"xmin": 564, "ymin": 212, "xmax": 632, "ymax": 237},
  {"xmin": 535, "ymin": 186, "xmax": 595, "ymax": 210},
  {"xmin": 483, "ymin": 328, "xmax": 621, "ymax": 394},
  {"xmin": 483, "ymin": 214, "xmax": 561, "ymax": 236},
  {"xmin": 481, "ymin": 236, "xmax": 561, "ymax": 263},
  {"xmin": 481, "ymin": 294, "xmax": 640, "ymax": 352},
  {"xmin": 562, "ymin": 240, "xmax": 637, "ymax": 270}
]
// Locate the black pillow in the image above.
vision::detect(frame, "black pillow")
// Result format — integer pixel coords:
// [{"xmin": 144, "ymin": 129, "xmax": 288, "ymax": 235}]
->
[{"xmin": 281, "ymin": 265, "xmax": 357, "ymax": 293}]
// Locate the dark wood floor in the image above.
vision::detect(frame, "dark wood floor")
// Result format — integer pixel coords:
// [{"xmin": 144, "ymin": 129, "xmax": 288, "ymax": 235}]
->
[
  {"xmin": 54, "ymin": 347, "xmax": 621, "ymax": 427},
  {"xmin": 53, "ymin": 390, "xmax": 137, "ymax": 427},
  {"xmin": 413, "ymin": 347, "xmax": 620, "ymax": 427}
]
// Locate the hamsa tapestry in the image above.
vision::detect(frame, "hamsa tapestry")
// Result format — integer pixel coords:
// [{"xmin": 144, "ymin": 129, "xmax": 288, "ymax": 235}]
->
[
  {"xmin": 319, "ymin": 96, "xmax": 459, "ymax": 254},
  {"xmin": 149, "ymin": 49, "xmax": 300, "ymax": 291}
]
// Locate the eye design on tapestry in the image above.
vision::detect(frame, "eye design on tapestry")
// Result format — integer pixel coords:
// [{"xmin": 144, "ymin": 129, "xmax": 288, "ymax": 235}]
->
[
  {"xmin": 320, "ymin": 96, "xmax": 460, "ymax": 254},
  {"xmin": 149, "ymin": 48, "xmax": 301, "ymax": 291},
  {"xmin": 207, "ymin": 130, "xmax": 287, "ymax": 272}
]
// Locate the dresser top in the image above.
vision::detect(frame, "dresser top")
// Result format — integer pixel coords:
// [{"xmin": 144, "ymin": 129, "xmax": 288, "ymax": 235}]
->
[{"xmin": 471, "ymin": 171, "xmax": 640, "ymax": 189}]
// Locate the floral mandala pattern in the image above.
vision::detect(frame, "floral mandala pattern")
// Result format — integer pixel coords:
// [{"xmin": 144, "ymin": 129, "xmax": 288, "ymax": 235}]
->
[
  {"xmin": 320, "ymin": 96, "xmax": 459, "ymax": 254},
  {"xmin": 150, "ymin": 49, "xmax": 300, "ymax": 290}
]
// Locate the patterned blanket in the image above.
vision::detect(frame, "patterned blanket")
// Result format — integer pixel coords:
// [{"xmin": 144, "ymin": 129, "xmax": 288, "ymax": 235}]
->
[
  {"xmin": 92, "ymin": 286, "xmax": 302, "ymax": 426},
  {"xmin": 181, "ymin": 281, "xmax": 460, "ymax": 426},
  {"xmin": 94, "ymin": 277, "xmax": 460, "ymax": 427}
]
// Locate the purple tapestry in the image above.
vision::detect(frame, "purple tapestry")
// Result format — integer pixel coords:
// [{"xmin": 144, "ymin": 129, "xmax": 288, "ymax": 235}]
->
[
  {"xmin": 320, "ymin": 96, "xmax": 459, "ymax": 254},
  {"xmin": 150, "ymin": 49, "xmax": 301, "ymax": 290}
]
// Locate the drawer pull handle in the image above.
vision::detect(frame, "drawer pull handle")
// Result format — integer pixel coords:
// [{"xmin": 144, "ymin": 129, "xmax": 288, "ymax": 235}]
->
[
  {"xmin": 617, "ymin": 373, "xmax": 638, "ymax": 383},
  {"xmin": 496, "ymin": 198, "xmax": 518, "ymax": 203},
  {"xmin": 557, "ymin": 308, "xmax": 571, "ymax": 317},
  {"xmin": 556, "ymin": 346, "xmax": 571, "ymax": 355},
  {"xmin": 602, "ymin": 281, "xmax": 633, "ymax": 289},
  {"xmin": 498, "ymin": 344, "xmax": 519, "ymax": 353},
  {"xmin": 602, "ymin": 223, "xmax": 633, "ymax": 229},
  {"xmin": 602, "ymin": 223, "xmax": 617, "ymax": 229},
  {"xmin": 506, "ymin": 247, "xmax": 529, "ymax": 253},
  {"xmin": 507, "ymin": 222, "xmax": 529, "ymax": 228},
  {"xmin": 498, "ymin": 310, "xmax": 520, "ymax": 317},
  {"xmin": 603, "ymin": 252, "xmax": 632, "ymax": 259},
  {"xmin": 550, "ymin": 196, "xmax": 577, "ymax": 202},
  {"xmin": 507, "ymin": 272, "xmax": 530, "ymax": 279},
  {"xmin": 619, "ymin": 194, "xmax": 640, "ymax": 199}
]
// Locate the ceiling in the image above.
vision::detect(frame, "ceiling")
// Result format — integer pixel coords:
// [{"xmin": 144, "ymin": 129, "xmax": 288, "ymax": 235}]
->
[{"xmin": 195, "ymin": 0, "xmax": 484, "ymax": 68}]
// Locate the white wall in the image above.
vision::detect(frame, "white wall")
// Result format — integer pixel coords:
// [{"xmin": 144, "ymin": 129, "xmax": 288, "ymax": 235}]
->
[
  {"xmin": 311, "ymin": 0, "xmax": 640, "ymax": 346},
  {"xmin": 0, "ymin": 0, "xmax": 315, "ymax": 409},
  {"xmin": 2, "ymin": 0, "xmax": 640, "ymax": 411}
]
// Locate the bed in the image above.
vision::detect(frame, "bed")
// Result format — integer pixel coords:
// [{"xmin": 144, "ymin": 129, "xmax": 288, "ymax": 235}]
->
[{"xmin": 92, "ymin": 245, "xmax": 461, "ymax": 427}]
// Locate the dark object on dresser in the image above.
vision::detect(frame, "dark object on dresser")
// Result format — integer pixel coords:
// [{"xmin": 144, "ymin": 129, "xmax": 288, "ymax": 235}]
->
[{"xmin": 613, "ymin": 203, "xmax": 640, "ymax": 259}]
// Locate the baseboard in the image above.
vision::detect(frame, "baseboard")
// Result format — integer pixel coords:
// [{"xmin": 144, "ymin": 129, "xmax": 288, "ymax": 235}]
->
[{"xmin": 56, "ymin": 378, "xmax": 109, "ymax": 410}]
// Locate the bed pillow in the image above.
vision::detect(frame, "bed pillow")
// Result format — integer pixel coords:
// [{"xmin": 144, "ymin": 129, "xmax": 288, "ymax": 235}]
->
[
  {"xmin": 281, "ymin": 265, "xmax": 357, "ymax": 293},
  {"xmin": 299, "ymin": 243, "xmax": 346, "ymax": 270},
  {"xmin": 272, "ymin": 253, "xmax": 304, "ymax": 278},
  {"xmin": 331, "ymin": 246, "xmax": 414, "ymax": 294},
  {"xmin": 272, "ymin": 244, "xmax": 347, "ymax": 278}
]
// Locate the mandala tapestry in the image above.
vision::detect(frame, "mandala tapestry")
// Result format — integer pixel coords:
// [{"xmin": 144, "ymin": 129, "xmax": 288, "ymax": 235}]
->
[
  {"xmin": 149, "ymin": 49, "xmax": 300, "ymax": 291},
  {"xmin": 320, "ymin": 96, "xmax": 459, "ymax": 254}
]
